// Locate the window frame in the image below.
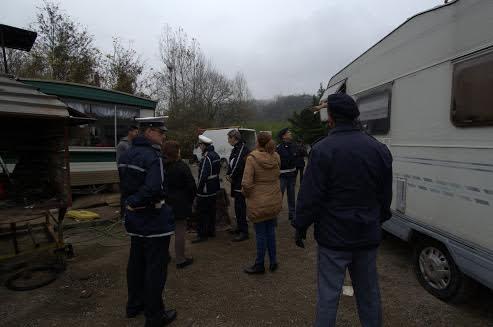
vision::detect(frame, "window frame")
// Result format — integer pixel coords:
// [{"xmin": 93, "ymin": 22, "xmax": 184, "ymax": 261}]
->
[
  {"xmin": 451, "ymin": 50, "xmax": 493, "ymax": 127},
  {"xmin": 354, "ymin": 82, "xmax": 393, "ymax": 136}
]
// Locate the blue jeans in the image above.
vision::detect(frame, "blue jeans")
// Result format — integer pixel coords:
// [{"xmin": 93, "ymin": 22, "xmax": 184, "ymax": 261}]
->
[
  {"xmin": 316, "ymin": 246, "xmax": 382, "ymax": 327},
  {"xmin": 254, "ymin": 219, "xmax": 277, "ymax": 266},
  {"xmin": 280, "ymin": 174, "xmax": 296, "ymax": 221}
]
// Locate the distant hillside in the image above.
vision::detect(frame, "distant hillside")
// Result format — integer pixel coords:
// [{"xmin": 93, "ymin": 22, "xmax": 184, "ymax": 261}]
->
[{"xmin": 253, "ymin": 94, "xmax": 314, "ymax": 121}]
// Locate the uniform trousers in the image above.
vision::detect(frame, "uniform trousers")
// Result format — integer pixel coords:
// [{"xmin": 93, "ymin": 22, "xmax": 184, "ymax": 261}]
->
[
  {"xmin": 280, "ymin": 174, "xmax": 296, "ymax": 221},
  {"xmin": 233, "ymin": 192, "xmax": 248, "ymax": 234},
  {"xmin": 316, "ymin": 246, "xmax": 382, "ymax": 327},
  {"xmin": 127, "ymin": 236, "xmax": 171, "ymax": 321},
  {"xmin": 197, "ymin": 195, "xmax": 217, "ymax": 238}
]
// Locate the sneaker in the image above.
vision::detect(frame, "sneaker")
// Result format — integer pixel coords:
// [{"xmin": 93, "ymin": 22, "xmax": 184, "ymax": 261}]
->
[{"xmin": 176, "ymin": 258, "xmax": 194, "ymax": 269}]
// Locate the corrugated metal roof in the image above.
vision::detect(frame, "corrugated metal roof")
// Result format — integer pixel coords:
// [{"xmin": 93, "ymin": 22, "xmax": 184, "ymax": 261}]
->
[
  {"xmin": 20, "ymin": 79, "xmax": 157, "ymax": 109},
  {"xmin": 0, "ymin": 74, "xmax": 69, "ymax": 118}
]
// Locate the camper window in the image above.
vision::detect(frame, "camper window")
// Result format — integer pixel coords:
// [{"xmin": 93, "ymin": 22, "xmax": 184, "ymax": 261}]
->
[
  {"xmin": 65, "ymin": 100, "xmax": 140, "ymax": 147},
  {"xmin": 356, "ymin": 88, "xmax": 391, "ymax": 135},
  {"xmin": 452, "ymin": 51, "xmax": 493, "ymax": 127}
]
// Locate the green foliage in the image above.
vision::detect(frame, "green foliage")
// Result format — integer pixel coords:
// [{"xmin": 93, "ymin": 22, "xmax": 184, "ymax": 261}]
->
[
  {"xmin": 287, "ymin": 82, "xmax": 328, "ymax": 144},
  {"xmin": 288, "ymin": 110, "xmax": 327, "ymax": 144},
  {"xmin": 14, "ymin": 1, "xmax": 100, "ymax": 85}
]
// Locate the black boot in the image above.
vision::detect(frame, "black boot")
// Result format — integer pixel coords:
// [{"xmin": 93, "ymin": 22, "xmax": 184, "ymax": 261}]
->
[
  {"xmin": 244, "ymin": 264, "xmax": 265, "ymax": 274},
  {"xmin": 126, "ymin": 306, "xmax": 144, "ymax": 318},
  {"xmin": 176, "ymin": 258, "xmax": 194, "ymax": 269},
  {"xmin": 191, "ymin": 236, "xmax": 207, "ymax": 244},
  {"xmin": 269, "ymin": 263, "xmax": 278, "ymax": 272},
  {"xmin": 232, "ymin": 232, "xmax": 249, "ymax": 242},
  {"xmin": 144, "ymin": 309, "xmax": 177, "ymax": 327}
]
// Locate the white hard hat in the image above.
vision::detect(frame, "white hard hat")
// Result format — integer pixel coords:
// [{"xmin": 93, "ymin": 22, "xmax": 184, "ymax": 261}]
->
[{"xmin": 198, "ymin": 135, "xmax": 213, "ymax": 145}]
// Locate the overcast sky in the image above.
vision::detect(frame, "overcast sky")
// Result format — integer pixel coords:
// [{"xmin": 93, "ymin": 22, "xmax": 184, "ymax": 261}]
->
[{"xmin": 2, "ymin": 0, "xmax": 443, "ymax": 99}]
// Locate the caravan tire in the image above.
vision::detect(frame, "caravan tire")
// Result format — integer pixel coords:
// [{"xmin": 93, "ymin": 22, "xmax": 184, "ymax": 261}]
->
[{"xmin": 413, "ymin": 239, "xmax": 475, "ymax": 303}]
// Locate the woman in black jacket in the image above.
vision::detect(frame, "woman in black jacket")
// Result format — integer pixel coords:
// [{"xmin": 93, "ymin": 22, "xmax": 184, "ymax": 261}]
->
[{"xmin": 163, "ymin": 141, "xmax": 197, "ymax": 269}]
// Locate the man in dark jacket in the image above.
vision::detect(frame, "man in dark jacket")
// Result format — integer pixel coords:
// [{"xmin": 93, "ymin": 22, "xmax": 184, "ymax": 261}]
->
[
  {"xmin": 118, "ymin": 117, "xmax": 176, "ymax": 327},
  {"xmin": 116, "ymin": 125, "xmax": 139, "ymax": 162},
  {"xmin": 276, "ymin": 128, "xmax": 297, "ymax": 221},
  {"xmin": 293, "ymin": 93, "xmax": 393, "ymax": 327},
  {"xmin": 226, "ymin": 129, "xmax": 250, "ymax": 242},
  {"xmin": 192, "ymin": 135, "xmax": 221, "ymax": 243}
]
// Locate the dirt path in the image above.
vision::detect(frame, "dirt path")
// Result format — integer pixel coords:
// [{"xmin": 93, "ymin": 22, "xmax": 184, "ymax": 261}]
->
[{"xmin": 0, "ymin": 207, "xmax": 492, "ymax": 327}]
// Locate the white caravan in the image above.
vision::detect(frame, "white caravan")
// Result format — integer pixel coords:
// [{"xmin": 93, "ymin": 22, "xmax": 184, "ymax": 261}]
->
[
  {"xmin": 192, "ymin": 128, "xmax": 256, "ymax": 166},
  {"xmin": 322, "ymin": 0, "xmax": 493, "ymax": 302}
]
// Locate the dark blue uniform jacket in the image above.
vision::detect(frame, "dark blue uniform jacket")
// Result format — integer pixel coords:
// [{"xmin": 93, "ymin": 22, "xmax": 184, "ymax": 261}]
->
[
  {"xmin": 227, "ymin": 141, "xmax": 249, "ymax": 195},
  {"xmin": 293, "ymin": 124, "xmax": 393, "ymax": 250},
  {"xmin": 118, "ymin": 136, "xmax": 175, "ymax": 237},
  {"xmin": 276, "ymin": 141, "xmax": 297, "ymax": 177},
  {"xmin": 197, "ymin": 145, "xmax": 221, "ymax": 197}
]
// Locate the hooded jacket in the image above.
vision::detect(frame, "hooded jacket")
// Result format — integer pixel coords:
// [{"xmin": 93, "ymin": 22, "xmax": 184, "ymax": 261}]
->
[{"xmin": 241, "ymin": 149, "xmax": 282, "ymax": 223}]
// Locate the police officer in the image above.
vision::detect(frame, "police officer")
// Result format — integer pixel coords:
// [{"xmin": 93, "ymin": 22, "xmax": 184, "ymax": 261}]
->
[
  {"xmin": 276, "ymin": 128, "xmax": 297, "ymax": 221},
  {"xmin": 192, "ymin": 135, "xmax": 221, "ymax": 243},
  {"xmin": 226, "ymin": 129, "xmax": 250, "ymax": 242},
  {"xmin": 293, "ymin": 93, "xmax": 393, "ymax": 327},
  {"xmin": 118, "ymin": 117, "xmax": 176, "ymax": 327}
]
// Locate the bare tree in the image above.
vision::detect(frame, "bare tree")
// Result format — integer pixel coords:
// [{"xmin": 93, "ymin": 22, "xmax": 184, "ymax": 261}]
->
[{"xmin": 102, "ymin": 38, "xmax": 144, "ymax": 94}]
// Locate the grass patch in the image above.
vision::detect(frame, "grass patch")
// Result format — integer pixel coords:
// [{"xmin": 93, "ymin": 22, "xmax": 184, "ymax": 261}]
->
[{"xmin": 243, "ymin": 120, "xmax": 288, "ymax": 138}]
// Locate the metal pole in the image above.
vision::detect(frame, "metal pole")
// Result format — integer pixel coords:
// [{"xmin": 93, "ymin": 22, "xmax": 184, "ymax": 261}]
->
[
  {"xmin": 114, "ymin": 105, "xmax": 117, "ymax": 148},
  {"xmin": 0, "ymin": 31, "xmax": 8, "ymax": 74}
]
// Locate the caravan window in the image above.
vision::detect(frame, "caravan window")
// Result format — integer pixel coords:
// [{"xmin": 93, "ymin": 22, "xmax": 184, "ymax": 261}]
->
[
  {"xmin": 452, "ymin": 52, "xmax": 493, "ymax": 126},
  {"xmin": 356, "ymin": 86, "xmax": 391, "ymax": 135}
]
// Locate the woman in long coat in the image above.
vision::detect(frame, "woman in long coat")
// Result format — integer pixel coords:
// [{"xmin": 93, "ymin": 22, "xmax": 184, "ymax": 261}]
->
[{"xmin": 241, "ymin": 132, "xmax": 282, "ymax": 274}]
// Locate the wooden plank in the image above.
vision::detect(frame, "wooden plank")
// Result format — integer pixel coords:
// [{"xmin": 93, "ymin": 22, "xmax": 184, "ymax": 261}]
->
[{"xmin": 70, "ymin": 171, "xmax": 119, "ymax": 186}]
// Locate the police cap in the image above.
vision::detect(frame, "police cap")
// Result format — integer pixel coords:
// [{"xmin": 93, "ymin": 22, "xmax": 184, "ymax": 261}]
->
[
  {"xmin": 326, "ymin": 93, "xmax": 360, "ymax": 120},
  {"xmin": 198, "ymin": 135, "xmax": 213, "ymax": 145},
  {"xmin": 135, "ymin": 116, "xmax": 168, "ymax": 132}
]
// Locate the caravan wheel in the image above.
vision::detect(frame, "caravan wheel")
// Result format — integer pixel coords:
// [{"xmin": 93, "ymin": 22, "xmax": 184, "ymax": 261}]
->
[{"xmin": 414, "ymin": 239, "xmax": 474, "ymax": 303}]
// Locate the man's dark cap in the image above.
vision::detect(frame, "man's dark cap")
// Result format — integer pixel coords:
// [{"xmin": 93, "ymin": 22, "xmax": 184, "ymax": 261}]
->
[
  {"xmin": 278, "ymin": 127, "xmax": 289, "ymax": 139},
  {"xmin": 128, "ymin": 125, "xmax": 138, "ymax": 132},
  {"xmin": 327, "ymin": 93, "xmax": 360, "ymax": 119}
]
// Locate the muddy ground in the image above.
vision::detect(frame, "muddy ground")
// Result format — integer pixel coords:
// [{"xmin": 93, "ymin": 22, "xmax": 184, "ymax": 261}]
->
[{"xmin": 1, "ymin": 201, "xmax": 492, "ymax": 327}]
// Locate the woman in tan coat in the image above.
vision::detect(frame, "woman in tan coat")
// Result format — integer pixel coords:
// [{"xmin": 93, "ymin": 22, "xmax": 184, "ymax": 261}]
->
[{"xmin": 242, "ymin": 132, "xmax": 282, "ymax": 274}]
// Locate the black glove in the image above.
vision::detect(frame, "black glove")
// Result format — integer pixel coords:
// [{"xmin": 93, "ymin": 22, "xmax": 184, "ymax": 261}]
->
[{"xmin": 295, "ymin": 228, "xmax": 307, "ymax": 248}]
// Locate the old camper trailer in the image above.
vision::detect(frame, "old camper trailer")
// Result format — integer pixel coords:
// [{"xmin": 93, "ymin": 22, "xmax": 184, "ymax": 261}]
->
[{"xmin": 322, "ymin": 0, "xmax": 493, "ymax": 302}]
